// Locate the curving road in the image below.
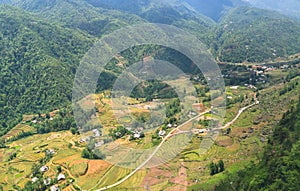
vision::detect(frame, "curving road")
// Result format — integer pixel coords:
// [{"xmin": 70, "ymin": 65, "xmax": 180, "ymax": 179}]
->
[
  {"xmin": 93, "ymin": 99, "xmax": 259, "ymax": 191},
  {"xmin": 217, "ymin": 100, "xmax": 259, "ymax": 130},
  {"xmin": 93, "ymin": 111, "xmax": 209, "ymax": 191}
]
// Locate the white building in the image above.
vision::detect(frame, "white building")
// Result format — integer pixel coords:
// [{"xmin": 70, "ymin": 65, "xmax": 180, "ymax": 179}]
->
[
  {"xmin": 95, "ymin": 140, "xmax": 105, "ymax": 148},
  {"xmin": 93, "ymin": 129, "xmax": 101, "ymax": 137},
  {"xmin": 158, "ymin": 130, "xmax": 166, "ymax": 137},
  {"xmin": 31, "ymin": 177, "xmax": 39, "ymax": 183},
  {"xmin": 40, "ymin": 166, "xmax": 49, "ymax": 172},
  {"xmin": 44, "ymin": 178, "xmax": 51, "ymax": 186},
  {"xmin": 133, "ymin": 132, "xmax": 141, "ymax": 139},
  {"xmin": 57, "ymin": 173, "xmax": 66, "ymax": 181},
  {"xmin": 50, "ymin": 185, "xmax": 60, "ymax": 191}
]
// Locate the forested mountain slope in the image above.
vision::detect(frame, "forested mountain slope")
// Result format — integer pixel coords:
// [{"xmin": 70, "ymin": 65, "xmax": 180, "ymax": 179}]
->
[
  {"xmin": 1, "ymin": 0, "xmax": 145, "ymax": 37},
  {"xmin": 85, "ymin": 0, "xmax": 248, "ymax": 21},
  {"xmin": 216, "ymin": 7, "xmax": 300, "ymax": 63},
  {"xmin": 0, "ymin": 5, "xmax": 93, "ymax": 132},
  {"xmin": 85, "ymin": 0, "xmax": 216, "ymax": 44}
]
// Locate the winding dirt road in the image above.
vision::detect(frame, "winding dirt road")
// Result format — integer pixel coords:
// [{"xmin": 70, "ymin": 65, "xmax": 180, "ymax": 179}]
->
[
  {"xmin": 92, "ymin": 99, "xmax": 259, "ymax": 190},
  {"xmin": 93, "ymin": 111, "xmax": 209, "ymax": 191}
]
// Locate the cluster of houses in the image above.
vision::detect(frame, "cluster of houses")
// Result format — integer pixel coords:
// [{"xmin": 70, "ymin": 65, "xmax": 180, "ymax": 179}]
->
[
  {"xmin": 158, "ymin": 123, "xmax": 179, "ymax": 137},
  {"xmin": 32, "ymin": 166, "xmax": 66, "ymax": 190},
  {"xmin": 79, "ymin": 129, "xmax": 103, "ymax": 146},
  {"xmin": 123, "ymin": 127, "xmax": 144, "ymax": 140},
  {"xmin": 31, "ymin": 116, "xmax": 54, "ymax": 124}
]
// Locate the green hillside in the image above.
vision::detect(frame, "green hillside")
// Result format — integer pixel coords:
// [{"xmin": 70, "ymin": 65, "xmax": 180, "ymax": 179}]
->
[
  {"xmin": 215, "ymin": 98, "xmax": 300, "ymax": 190},
  {"xmin": 216, "ymin": 7, "xmax": 300, "ymax": 63},
  {"xmin": 4, "ymin": 0, "xmax": 145, "ymax": 37},
  {"xmin": 85, "ymin": 0, "xmax": 216, "ymax": 44},
  {"xmin": 0, "ymin": 5, "xmax": 93, "ymax": 132}
]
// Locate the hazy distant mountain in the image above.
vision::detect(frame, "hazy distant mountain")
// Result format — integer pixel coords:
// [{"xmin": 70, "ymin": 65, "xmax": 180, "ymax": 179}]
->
[
  {"xmin": 244, "ymin": 0, "xmax": 300, "ymax": 19},
  {"xmin": 85, "ymin": 0, "xmax": 248, "ymax": 21},
  {"xmin": 181, "ymin": 0, "xmax": 248, "ymax": 21}
]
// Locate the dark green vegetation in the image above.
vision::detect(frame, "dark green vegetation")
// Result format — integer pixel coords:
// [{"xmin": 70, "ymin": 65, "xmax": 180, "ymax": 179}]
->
[
  {"xmin": 81, "ymin": 147, "xmax": 105, "ymax": 160},
  {"xmin": 0, "ymin": 5, "xmax": 93, "ymax": 132},
  {"xmin": 35, "ymin": 108, "xmax": 77, "ymax": 134},
  {"xmin": 165, "ymin": 98, "xmax": 181, "ymax": 121},
  {"xmin": 108, "ymin": 125, "xmax": 130, "ymax": 140},
  {"xmin": 131, "ymin": 80, "xmax": 177, "ymax": 101},
  {"xmin": 209, "ymin": 160, "xmax": 225, "ymax": 176},
  {"xmin": 215, "ymin": 98, "xmax": 300, "ymax": 191}
]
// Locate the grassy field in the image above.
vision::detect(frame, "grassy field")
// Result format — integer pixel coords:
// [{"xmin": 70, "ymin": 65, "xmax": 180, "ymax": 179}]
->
[{"xmin": 70, "ymin": 161, "xmax": 88, "ymax": 177}]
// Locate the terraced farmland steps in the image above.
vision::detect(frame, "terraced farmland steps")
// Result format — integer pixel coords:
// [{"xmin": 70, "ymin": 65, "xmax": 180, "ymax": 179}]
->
[{"xmin": 92, "ymin": 98, "xmax": 259, "ymax": 190}]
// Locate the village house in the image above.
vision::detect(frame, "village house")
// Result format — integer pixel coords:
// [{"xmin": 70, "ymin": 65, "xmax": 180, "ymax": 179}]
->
[
  {"xmin": 95, "ymin": 140, "xmax": 105, "ymax": 148},
  {"xmin": 133, "ymin": 132, "xmax": 141, "ymax": 139},
  {"xmin": 256, "ymin": 70, "xmax": 264, "ymax": 75},
  {"xmin": 40, "ymin": 166, "xmax": 49, "ymax": 173},
  {"xmin": 50, "ymin": 185, "xmax": 60, "ymax": 191},
  {"xmin": 47, "ymin": 149, "xmax": 55, "ymax": 155},
  {"xmin": 57, "ymin": 173, "xmax": 66, "ymax": 181},
  {"xmin": 93, "ymin": 129, "xmax": 101, "ymax": 137},
  {"xmin": 43, "ymin": 178, "xmax": 51, "ymax": 186},
  {"xmin": 31, "ymin": 177, "xmax": 39, "ymax": 183},
  {"xmin": 230, "ymin": 86, "xmax": 239, "ymax": 90},
  {"xmin": 79, "ymin": 137, "xmax": 90, "ymax": 143},
  {"xmin": 198, "ymin": 129, "xmax": 206, "ymax": 134},
  {"xmin": 189, "ymin": 111, "xmax": 197, "ymax": 116},
  {"xmin": 158, "ymin": 130, "xmax": 166, "ymax": 137}
]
